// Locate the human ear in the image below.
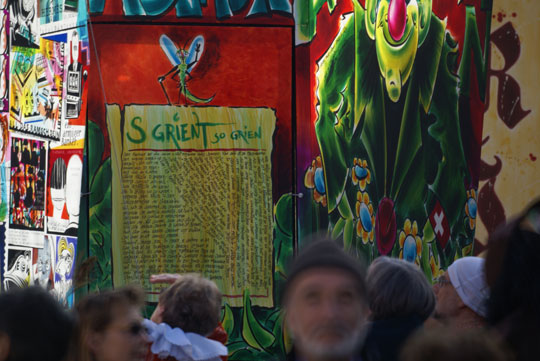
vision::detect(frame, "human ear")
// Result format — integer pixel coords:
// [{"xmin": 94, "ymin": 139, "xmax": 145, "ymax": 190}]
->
[{"xmin": 86, "ymin": 331, "xmax": 104, "ymax": 354}]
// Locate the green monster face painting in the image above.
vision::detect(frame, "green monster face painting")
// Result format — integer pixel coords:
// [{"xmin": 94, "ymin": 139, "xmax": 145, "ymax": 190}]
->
[
  {"xmin": 297, "ymin": 0, "xmax": 492, "ymax": 268},
  {"xmin": 365, "ymin": 0, "xmax": 433, "ymax": 102}
]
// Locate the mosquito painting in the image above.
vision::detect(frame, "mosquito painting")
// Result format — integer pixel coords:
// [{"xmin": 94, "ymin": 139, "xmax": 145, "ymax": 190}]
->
[{"xmin": 158, "ymin": 34, "xmax": 214, "ymax": 105}]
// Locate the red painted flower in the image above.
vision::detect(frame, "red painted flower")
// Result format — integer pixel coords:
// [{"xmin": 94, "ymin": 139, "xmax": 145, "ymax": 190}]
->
[{"xmin": 376, "ymin": 197, "xmax": 397, "ymax": 255}]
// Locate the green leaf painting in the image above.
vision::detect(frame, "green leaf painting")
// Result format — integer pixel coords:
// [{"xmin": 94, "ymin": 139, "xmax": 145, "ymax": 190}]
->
[
  {"xmin": 241, "ymin": 289, "xmax": 275, "ymax": 351},
  {"xmin": 88, "ymin": 120, "xmax": 113, "ymax": 292}
]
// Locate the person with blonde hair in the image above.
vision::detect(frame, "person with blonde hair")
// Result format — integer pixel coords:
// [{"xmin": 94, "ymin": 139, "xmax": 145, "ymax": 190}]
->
[
  {"xmin": 145, "ymin": 273, "xmax": 228, "ymax": 361},
  {"xmin": 74, "ymin": 286, "xmax": 149, "ymax": 361}
]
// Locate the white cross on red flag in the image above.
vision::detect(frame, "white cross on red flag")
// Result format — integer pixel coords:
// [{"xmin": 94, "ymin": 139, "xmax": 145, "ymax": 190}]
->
[{"xmin": 429, "ymin": 200, "xmax": 450, "ymax": 249}]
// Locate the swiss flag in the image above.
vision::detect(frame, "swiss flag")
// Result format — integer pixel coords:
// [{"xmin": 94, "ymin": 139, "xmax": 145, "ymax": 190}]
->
[{"xmin": 429, "ymin": 201, "xmax": 450, "ymax": 249}]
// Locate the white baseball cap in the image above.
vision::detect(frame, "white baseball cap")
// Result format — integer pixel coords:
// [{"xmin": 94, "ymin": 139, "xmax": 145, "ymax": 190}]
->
[{"xmin": 447, "ymin": 256, "xmax": 490, "ymax": 317}]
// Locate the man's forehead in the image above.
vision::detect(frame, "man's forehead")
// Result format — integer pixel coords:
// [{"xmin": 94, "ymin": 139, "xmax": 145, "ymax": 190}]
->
[{"xmin": 291, "ymin": 267, "xmax": 363, "ymax": 292}]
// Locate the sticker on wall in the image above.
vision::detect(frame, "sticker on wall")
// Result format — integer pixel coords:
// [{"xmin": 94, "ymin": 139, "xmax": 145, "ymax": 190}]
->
[
  {"xmin": 65, "ymin": 29, "xmax": 85, "ymax": 120},
  {"xmin": 55, "ymin": 28, "xmax": 87, "ymax": 147},
  {"xmin": 10, "ymin": 0, "xmax": 39, "ymax": 47},
  {"xmin": 47, "ymin": 149, "xmax": 82, "ymax": 235},
  {"xmin": 31, "ymin": 234, "xmax": 54, "ymax": 290},
  {"xmin": 39, "ymin": 0, "xmax": 79, "ymax": 34},
  {"xmin": 10, "ymin": 40, "xmax": 64, "ymax": 141},
  {"xmin": 3, "ymin": 245, "xmax": 32, "ymax": 290},
  {"xmin": 52, "ymin": 235, "xmax": 75, "ymax": 307},
  {"xmin": 0, "ymin": 223, "xmax": 4, "ymax": 286},
  {"xmin": 9, "ymin": 137, "xmax": 47, "ymax": 231},
  {"xmin": 0, "ymin": 113, "xmax": 8, "ymax": 222},
  {"xmin": 0, "ymin": 9, "xmax": 9, "ymax": 112}
]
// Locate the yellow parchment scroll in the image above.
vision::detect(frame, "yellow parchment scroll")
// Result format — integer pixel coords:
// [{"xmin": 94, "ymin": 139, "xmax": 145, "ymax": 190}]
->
[{"xmin": 108, "ymin": 105, "xmax": 276, "ymax": 307}]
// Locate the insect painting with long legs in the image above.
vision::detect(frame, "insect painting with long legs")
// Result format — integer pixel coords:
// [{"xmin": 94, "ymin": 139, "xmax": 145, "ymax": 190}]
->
[{"xmin": 158, "ymin": 34, "xmax": 214, "ymax": 105}]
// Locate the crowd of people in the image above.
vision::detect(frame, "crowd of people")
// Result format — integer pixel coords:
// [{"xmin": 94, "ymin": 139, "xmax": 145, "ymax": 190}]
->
[{"xmin": 0, "ymin": 200, "xmax": 538, "ymax": 361}]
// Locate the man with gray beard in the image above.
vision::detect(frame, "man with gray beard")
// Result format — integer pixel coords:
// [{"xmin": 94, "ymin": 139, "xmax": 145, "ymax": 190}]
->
[{"xmin": 282, "ymin": 239, "xmax": 369, "ymax": 361}]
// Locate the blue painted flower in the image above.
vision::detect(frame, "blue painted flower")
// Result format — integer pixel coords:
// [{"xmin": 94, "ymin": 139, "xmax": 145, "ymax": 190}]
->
[
  {"xmin": 352, "ymin": 158, "xmax": 371, "ymax": 191},
  {"xmin": 356, "ymin": 191, "xmax": 375, "ymax": 244},
  {"xmin": 304, "ymin": 156, "xmax": 327, "ymax": 207},
  {"xmin": 399, "ymin": 219, "xmax": 422, "ymax": 263}
]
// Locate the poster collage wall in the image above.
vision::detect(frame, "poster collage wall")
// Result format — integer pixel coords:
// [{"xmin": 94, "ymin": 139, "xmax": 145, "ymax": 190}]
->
[{"xmin": 0, "ymin": 0, "xmax": 88, "ymax": 307}]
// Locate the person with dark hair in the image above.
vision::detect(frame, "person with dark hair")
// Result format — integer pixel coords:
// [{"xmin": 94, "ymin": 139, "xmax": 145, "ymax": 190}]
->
[
  {"xmin": 145, "ymin": 273, "xmax": 228, "ymax": 361},
  {"xmin": 39, "ymin": 144, "xmax": 46, "ymax": 171},
  {"xmin": 282, "ymin": 239, "xmax": 369, "ymax": 361},
  {"xmin": 484, "ymin": 199, "xmax": 540, "ymax": 361},
  {"xmin": 21, "ymin": 140, "xmax": 30, "ymax": 168},
  {"xmin": 30, "ymin": 141, "xmax": 37, "ymax": 167},
  {"xmin": 36, "ymin": 169, "xmax": 45, "ymax": 195},
  {"xmin": 361, "ymin": 256, "xmax": 435, "ymax": 361},
  {"xmin": 11, "ymin": 145, "xmax": 18, "ymax": 168},
  {"xmin": 23, "ymin": 177, "xmax": 34, "ymax": 209},
  {"xmin": 74, "ymin": 286, "xmax": 149, "ymax": 361},
  {"xmin": 0, "ymin": 286, "xmax": 74, "ymax": 361}
]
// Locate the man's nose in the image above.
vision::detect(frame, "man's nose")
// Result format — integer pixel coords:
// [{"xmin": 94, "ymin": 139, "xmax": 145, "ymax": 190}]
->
[
  {"xmin": 432, "ymin": 283, "xmax": 440, "ymax": 295},
  {"xmin": 319, "ymin": 299, "xmax": 341, "ymax": 318}
]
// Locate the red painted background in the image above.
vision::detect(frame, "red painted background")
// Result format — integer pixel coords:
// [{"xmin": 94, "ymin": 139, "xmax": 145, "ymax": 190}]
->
[{"xmin": 88, "ymin": 24, "xmax": 294, "ymax": 200}]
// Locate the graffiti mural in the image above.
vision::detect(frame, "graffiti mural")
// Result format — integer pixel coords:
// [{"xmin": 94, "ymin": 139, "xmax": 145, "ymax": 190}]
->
[
  {"xmin": 295, "ymin": 0, "xmax": 492, "ymax": 281},
  {"xmin": 81, "ymin": 0, "xmax": 497, "ymax": 359},
  {"xmin": 86, "ymin": 2, "xmax": 294, "ymax": 357}
]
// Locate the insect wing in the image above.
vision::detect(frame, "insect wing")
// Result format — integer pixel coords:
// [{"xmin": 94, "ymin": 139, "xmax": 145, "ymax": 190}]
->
[
  {"xmin": 186, "ymin": 35, "xmax": 204, "ymax": 72},
  {"xmin": 159, "ymin": 34, "xmax": 181, "ymax": 66}
]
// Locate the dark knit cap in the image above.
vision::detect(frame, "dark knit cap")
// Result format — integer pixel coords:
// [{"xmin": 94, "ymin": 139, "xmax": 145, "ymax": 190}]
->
[{"xmin": 282, "ymin": 239, "xmax": 367, "ymax": 304}]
